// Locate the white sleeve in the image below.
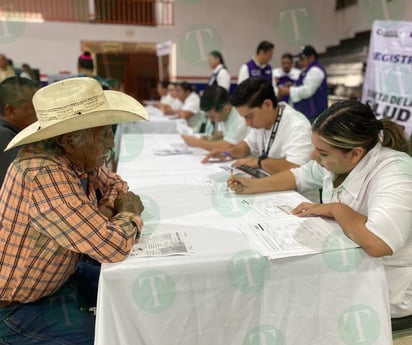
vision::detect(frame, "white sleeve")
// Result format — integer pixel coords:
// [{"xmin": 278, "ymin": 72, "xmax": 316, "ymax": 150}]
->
[
  {"xmin": 291, "ymin": 68, "xmax": 301, "ymax": 82},
  {"xmin": 272, "ymin": 69, "xmax": 280, "ymax": 97},
  {"xmin": 281, "ymin": 121, "xmax": 313, "ymax": 166},
  {"xmin": 237, "ymin": 64, "xmax": 249, "ymax": 84},
  {"xmin": 243, "ymin": 129, "xmax": 259, "ymax": 156},
  {"xmin": 289, "ymin": 67, "xmax": 325, "ymax": 103},
  {"xmin": 290, "ymin": 160, "xmax": 325, "ymax": 194},
  {"xmin": 217, "ymin": 69, "xmax": 231, "ymax": 91},
  {"xmin": 181, "ymin": 94, "xmax": 200, "ymax": 114},
  {"xmin": 172, "ymin": 99, "xmax": 183, "ymax": 111},
  {"xmin": 365, "ymin": 156, "xmax": 412, "ymax": 253},
  {"xmin": 160, "ymin": 94, "xmax": 175, "ymax": 107},
  {"xmin": 223, "ymin": 121, "xmax": 249, "ymax": 145}
]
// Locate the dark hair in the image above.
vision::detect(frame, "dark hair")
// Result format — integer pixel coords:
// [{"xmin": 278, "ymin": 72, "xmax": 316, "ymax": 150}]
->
[
  {"xmin": 256, "ymin": 41, "xmax": 275, "ymax": 54},
  {"xmin": 209, "ymin": 50, "xmax": 226, "ymax": 68},
  {"xmin": 281, "ymin": 53, "xmax": 293, "ymax": 61},
  {"xmin": 177, "ymin": 81, "xmax": 195, "ymax": 93},
  {"xmin": 313, "ymin": 100, "xmax": 408, "ymax": 153},
  {"xmin": 200, "ymin": 86, "xmax": 230, "ymax": 112},
  {"xmin": 231, "ymin": 77, "xmax": 278, "ymax": 108},
  {"xmin": 159, "ymin": 80, "xmax": 170, "ymax": 89},
  {"xmin": 78, "ymin": 51, "xmax": 94, "ymax": 71},
  {"xmin": 0, "ymin": 76, "xmax": 37, "ymax": 116}
]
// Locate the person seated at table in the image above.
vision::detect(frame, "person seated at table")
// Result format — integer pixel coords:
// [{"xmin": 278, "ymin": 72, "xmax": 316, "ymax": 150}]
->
[
  {"xmin": 173, "ymin": 81, "xmax": 205, "ymax": 132},
  {"xmin": 181, "ymin": 85, "xmax": 248, "ymax": 151},
  {"xmin": 77, "ymin": 51, "xmax": 110, "ymax": 90},
  {"xmin": 148, "ymin": 80, "xmax": 174, "ymax": 109},
  {"xmin": 228, "ymin": 99, "xmax": 412, "ymax": 319},
  {"xmin": 0, "ymin": 76, "xmax": 38, "ymax": 187},
  {"xmin": 161, "ymin": 81, "xmax": 182, "ymax": 115},
  {"xmin": 201, "ymin": 77, "xmax": 312, "ymax": 175},
  {"xmin": 0, "ymin": 77, "xmax": 148, "ymax": 344}
]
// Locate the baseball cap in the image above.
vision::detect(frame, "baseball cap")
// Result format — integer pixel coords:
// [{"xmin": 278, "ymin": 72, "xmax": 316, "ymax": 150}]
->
[{"xmin": 295, "ymin": 45, "xmax": 318, "ymax": 59}]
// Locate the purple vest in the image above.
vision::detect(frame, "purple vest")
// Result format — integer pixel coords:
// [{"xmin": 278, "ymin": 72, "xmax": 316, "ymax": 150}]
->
[
  {"xmin": 293, "ymin": 60, "xmax": 328, "ymax": 120},
  {"xmin": 246, "ymin": 59, "xmax": 272, "ymax": 83}
]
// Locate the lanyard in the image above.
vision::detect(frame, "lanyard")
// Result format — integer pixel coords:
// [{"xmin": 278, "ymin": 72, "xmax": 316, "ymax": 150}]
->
[{"xmin": 261, "ymin": 106, "xmax": 283, "ymax": 158}]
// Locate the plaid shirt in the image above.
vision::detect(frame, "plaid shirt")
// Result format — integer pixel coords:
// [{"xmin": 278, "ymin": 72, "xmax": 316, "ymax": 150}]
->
[{"xmin": 0, "ymin": 142, "xmax": 140, "ymax": 302}]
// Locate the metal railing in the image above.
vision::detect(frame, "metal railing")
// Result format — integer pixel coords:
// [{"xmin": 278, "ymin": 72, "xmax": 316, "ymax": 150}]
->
[{"xmin": 0, "ymin": 0, "xmax": 174, "ymax": 26}]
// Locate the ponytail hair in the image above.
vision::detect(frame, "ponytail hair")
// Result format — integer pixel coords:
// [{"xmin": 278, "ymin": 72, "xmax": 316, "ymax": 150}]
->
[
  {"xmin": 313, "ymin": 100, "xmax": 408, "ymax": 153},
  {"xmin": 209, "ymin": 50, "xmax": 226, "ymax": 68},
  {"xmin": 380, "ymin": 119, "xmax": 409, "ymax": 152}
]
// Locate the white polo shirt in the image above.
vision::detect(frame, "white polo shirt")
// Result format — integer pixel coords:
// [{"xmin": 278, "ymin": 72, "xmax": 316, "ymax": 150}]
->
[
  {"xmin": 243, "ymin": 102, "xmax": 312, "ymax": 165},
  {"xmin": 220, "ymin": 107, "xmax": 249, "ymax": 145},
  {"xmin": 181, "ymin": 92, "xmax": 203, "ymax": 130},
  {"xmin": 291, "ymin": 143, "xmax": 412, "ymax": 317},
  {"xmin": 160, "ymin": 94, "xmax": 174, "ymax": 107}
]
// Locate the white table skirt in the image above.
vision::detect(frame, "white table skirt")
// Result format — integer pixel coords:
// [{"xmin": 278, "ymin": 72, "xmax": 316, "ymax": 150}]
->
[{"xmin": 95, "ymin": 134, "xmax": 392, "ymax": 345}]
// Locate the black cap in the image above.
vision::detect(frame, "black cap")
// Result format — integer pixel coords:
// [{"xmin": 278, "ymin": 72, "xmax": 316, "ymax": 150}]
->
[{"xmin": 295, "ymin": 45, "xmax": 318, "ymax": 59}]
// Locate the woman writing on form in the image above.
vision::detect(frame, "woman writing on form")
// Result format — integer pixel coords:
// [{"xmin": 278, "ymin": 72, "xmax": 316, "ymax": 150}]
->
[{"xmin": 228, "ymin": 100, "xmax": 412, "ymax": 319}]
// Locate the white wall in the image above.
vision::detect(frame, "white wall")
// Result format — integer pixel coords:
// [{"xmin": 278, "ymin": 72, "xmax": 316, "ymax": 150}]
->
[{"xmin": 1, "ymin": 0, "xmax": 411, "ymax": 80}]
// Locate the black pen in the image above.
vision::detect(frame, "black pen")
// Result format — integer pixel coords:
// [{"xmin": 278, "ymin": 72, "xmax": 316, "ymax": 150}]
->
[{"xmin": 257, "ymin": 223, "xmax": 265, "ymax": 231}]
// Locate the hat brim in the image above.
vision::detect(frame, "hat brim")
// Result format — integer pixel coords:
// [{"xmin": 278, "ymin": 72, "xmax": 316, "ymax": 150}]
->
[{"xmin": 6, "ymin": 90, "xmax": 149, "ymax": 151}]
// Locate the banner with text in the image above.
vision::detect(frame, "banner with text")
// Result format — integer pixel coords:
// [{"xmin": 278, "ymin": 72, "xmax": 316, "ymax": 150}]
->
[{"xmin": 362, "ymin": 20, "xmax": 412, "ymax": 137}]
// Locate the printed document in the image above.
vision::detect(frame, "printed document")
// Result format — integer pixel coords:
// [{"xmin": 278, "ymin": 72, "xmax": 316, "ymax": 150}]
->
[
  {"xmin": 129, "ymin": 231, "xmax": 195, "ymax": 258},
  {"xmin": 237, "ymin": 192, "xmax": 359, "ymax": 259}
]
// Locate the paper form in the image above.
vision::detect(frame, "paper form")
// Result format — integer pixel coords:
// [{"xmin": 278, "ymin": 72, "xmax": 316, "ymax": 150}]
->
[
  {"xmin": 238, "ymin": 216, "xmax": 359, "ymax": 259},
  {"xmin": 128, "ymin": 232, "xmax": 195, "ymax": 258}
]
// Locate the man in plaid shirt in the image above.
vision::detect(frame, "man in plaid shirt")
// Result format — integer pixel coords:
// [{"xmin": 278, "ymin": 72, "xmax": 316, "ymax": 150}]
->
[{"xmin": 0, "ymin": 77, "xmax": 148, "ymax": 344}]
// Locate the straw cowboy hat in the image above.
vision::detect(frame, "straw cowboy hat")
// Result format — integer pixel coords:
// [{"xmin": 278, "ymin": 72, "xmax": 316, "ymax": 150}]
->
[{"xmin": 6, "ymin": 77, "xmax": 149, "ymax": 150}]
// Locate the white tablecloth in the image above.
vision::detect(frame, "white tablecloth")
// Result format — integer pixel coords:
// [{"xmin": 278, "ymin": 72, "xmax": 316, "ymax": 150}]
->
[
  {"xmin": 113, "ymin": 106, "xmax": 191, "ymax": 161},
  {"xmin": 95, "ymin": 134, "xmax": 392, "ymax": 345}
]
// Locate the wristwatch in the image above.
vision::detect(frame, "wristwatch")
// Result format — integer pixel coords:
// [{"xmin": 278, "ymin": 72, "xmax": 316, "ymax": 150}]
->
[{"xmin": 257, "ymin": 155, "xmax": 267, "ymax": 169}]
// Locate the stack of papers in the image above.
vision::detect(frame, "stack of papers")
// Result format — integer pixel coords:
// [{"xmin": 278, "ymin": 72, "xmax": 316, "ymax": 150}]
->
[{"xmin": 153, "ymin": 143, "xmax": 193, "ymax": 155}]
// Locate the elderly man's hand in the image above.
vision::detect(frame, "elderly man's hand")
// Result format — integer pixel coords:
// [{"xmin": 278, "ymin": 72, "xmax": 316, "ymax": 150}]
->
[
  {"xmin": 98, "ymin": 204, "xmax": 115, "ymax": 218},
  {"xmin": 114, "ymin": 191, "xmax": 145, "ymax": 216}
]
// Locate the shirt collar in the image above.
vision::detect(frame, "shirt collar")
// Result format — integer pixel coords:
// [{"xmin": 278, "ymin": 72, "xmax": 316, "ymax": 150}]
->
[
  {"xmin": 253, "ymin": 57, "xmax": 267, "ymax": 68},
  {"xmin": 334, "ymin": 143, "xmax": 381, "ymax": 199},
  {"xmin": 213, "ymin": 64, "xmax": 223, "ymax": 73},
  {"xmin": 0, "ymin": 118, "xmax": 20, "ymax": 134},
  {"xmin": 59, "ymin": 153, "xmax": 97, "ymax": 179}
]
